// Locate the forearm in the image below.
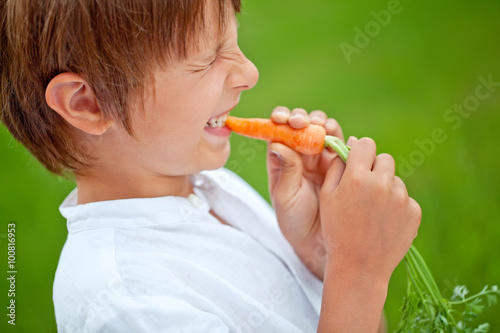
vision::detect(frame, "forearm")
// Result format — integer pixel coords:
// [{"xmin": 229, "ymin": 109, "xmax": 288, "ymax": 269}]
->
[
  {"xmin": 292, "ymin": 240, "xmax": 326, "ymax": 281},
  {"xmin": 318, "ymin": 260, "xmax": 389, "ymax": 333}
]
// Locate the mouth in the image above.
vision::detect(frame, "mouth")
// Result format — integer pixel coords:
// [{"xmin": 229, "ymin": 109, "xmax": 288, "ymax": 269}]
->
[{"xmin": 205, "ymin": 112, "xmax": 229, "ymax": 128}]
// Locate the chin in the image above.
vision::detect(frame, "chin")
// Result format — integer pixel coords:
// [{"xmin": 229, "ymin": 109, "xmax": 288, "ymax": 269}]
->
[{"xmin": 199, "ymin": 142, "xmax": 231, "ymax": 172}]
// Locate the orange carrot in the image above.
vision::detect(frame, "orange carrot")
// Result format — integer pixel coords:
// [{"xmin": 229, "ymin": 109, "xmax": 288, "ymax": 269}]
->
[{"xmin": 225, "ymin": 115, "xmax": 326, "ymax": 155}]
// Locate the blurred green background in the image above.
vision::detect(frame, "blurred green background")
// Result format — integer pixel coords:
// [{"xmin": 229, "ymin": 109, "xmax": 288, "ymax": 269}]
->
[{"xmin": 1, "ymin": 0, "xmax": 499, "ymax": 331}]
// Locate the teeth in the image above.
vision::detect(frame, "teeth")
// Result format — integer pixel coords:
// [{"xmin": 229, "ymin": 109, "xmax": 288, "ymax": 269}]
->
[{"xmin": 206, "ymin": 113, "xmax": 228, "ymax": 128}]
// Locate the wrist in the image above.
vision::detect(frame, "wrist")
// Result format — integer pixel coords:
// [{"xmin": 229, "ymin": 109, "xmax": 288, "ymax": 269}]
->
[
  {"xmin": 318, "ymin": 257, "xmax": 390, "ymax": 333},
  {"xmin": 290, "ymin": 241, "xmax": 326, "ymax": 281},
  {"xmin": 324, "ymin": 246, "xmax": 394, "ymax": 286},
  {"xmin": 324, "ymin": 258, "xmax": 390, "ymax": 297}
]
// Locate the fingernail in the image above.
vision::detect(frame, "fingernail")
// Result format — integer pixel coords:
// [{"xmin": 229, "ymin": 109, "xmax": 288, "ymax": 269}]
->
[
  {"xmin": 269, "ymin": 149, "xmax": 282, "ymax": 161},
  {"xmin": 273, "ymin": 107, "xmax": 288, "ymax": 116},
  {"xmin": 346, "ymin": 136, "xmax": 355, "ymax": 145},
  {"xmin": 272, "ymin": 109, "xmax": 289, "ymax": 123},
  {"xmin": 273, "ymin": 108, "xmax": 287, "ymax": 115},
  {"xmin": 289, "ymin": 113, "xmax": 303, "ymax": 120}
]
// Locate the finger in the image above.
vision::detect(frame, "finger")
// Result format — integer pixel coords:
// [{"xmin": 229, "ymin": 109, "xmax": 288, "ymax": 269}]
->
[
  {"xmin": 309, "ymin": 110, "xmax": 327, "ymax": 126},
  {"xmin": 345, "ymin": 137, "xmax": 377, "ymax": 172},
  {"xmin": 302, "ymin": 139, "xmax": 341, "ymax": 174},
  {"xmin": 288, "ymin": 108, "xmax": 309, "ymax": 129},
  {"xmin": 408, "ymin": 197, "xmax": 422, "ymax": 226},
  {"xmin": 321, "ymin": 156, "xmax": 346, "ymax": 193},
  {"xmin": 270, "ymin": 106, "xmax": 290, "ymax": 124},
  {"xmin": 302, "ymin": 146, "xmax": 337, "ymax": 174},
  {"xmin": 325, "ymin": 118, "xmax": 344, "ymax": 141},
  {"xmin": 267, "ymin": 142, "xmax": 304, "ymax": 201},
  {"xmin": 346, "ymin": 136, "xmax": 358, "ymax": 147},
  {"xmin": 393, "ymin": 176, "xmax": 409, "ymax": 197},
  {"xmin": 372, "ymin": 153, "xmax": 396, "ymax": 175}
]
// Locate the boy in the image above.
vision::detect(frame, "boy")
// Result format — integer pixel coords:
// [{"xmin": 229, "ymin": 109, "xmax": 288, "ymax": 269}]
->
[{"xmin": 1, "ymin": 0, "xmax": 421, "ymax": 332}]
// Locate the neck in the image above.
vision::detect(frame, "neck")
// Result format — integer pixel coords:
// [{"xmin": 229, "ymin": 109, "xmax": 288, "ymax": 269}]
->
[{"xmin": 75, "ymin": 166, "xmax": 194, "ymax": 205}]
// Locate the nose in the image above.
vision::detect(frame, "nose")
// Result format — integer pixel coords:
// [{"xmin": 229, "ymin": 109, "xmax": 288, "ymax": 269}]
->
[{"xmin": 228, "ymin": 48, "xmax": 259, "ymax": 91}]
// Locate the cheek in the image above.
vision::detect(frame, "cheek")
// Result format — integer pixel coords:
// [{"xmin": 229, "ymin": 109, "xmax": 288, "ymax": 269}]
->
[
  {"xmin": 130, "ymin": 105, "xmax": 201, "ymax": 156},
  {"xmin": 136, "ymin": 69, "xmax": 227, "ymax": 150},
  {"xmin": 195, "ymin": 65, "xmax": 227, "ymax": 97}
]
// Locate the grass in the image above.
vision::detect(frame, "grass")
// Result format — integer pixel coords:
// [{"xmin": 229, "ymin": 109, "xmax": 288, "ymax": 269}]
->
[{"xmin": 1, "ymin": 0, "xmax": 499, "ymax": 331}]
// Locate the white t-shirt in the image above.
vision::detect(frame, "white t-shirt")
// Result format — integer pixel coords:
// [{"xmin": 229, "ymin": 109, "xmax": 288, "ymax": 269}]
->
[{"xmin": 53, "ymin": 168, "xmax": 323, "ymax": 332}]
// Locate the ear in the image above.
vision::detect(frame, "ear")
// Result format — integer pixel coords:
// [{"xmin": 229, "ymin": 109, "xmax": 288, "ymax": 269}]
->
[{"xmin": 45, "ymin": 73, "xmax": 113, "ymax": 135}]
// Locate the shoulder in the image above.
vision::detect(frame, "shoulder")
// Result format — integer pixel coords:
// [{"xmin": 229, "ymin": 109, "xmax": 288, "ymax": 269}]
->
[
  {"xmin": 53, "ymin": 227, "xmax": 231, "ymax": 332},
  {"xmin": 53, "ymin": 228, "xmax": 121, "ymax": 331},
  {"xmin": 60, "ymin": 293, "xmax": 230, "ymax": 332}
]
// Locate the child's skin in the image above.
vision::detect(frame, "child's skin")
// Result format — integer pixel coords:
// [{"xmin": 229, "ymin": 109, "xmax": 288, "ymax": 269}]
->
[
  {"xmin": 46, "ymin": 8, "xmax": 258, "ymax": 204},
  {"xmin": 45, "ymin": 6, "xmax": 420, "ymax": 333}
]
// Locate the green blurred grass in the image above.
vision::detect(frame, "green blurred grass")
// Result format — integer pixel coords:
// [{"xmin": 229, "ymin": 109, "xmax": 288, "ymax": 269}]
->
[{"xmin": 1, "ymin": 0, "xmax": 499, "ymax": 331}]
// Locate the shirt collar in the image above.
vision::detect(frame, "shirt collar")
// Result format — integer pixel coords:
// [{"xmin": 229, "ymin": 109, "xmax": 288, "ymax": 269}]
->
[{"xmin": 59, "ymin": 174, "xmax": 214, "ymax": 233}]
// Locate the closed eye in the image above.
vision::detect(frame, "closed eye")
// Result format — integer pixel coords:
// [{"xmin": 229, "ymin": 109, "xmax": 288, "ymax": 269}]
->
[
  {"xmin": 207, "ymin": 57, "xmax": 217, "ymax": 67},
  {"xmin": 188, "ymin": 55, "xmax": 217, "ymax": 74}
]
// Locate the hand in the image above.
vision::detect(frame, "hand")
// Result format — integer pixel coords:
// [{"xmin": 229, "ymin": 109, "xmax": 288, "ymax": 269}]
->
[
  {"xmin": 317, "ymin": 138, "xmax": 421, "ymax": 332},
  {"xmin": 266, "ymin": 106, "xmax": 345, "ymax": 280},
  {"xmin": 320, "ymin": 137, "xmax": 421, "ymax": 281}
]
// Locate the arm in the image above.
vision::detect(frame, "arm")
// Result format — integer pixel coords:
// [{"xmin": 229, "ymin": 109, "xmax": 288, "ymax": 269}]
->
[
  {"xmin": 317, "ymin": 138, "xmax": 421, "ymax": 332},
  {"xmin": 379, "ymin": 312, "xmax": 387, "ymax": 333},
  {"xmin": 264, "ymin": 109, "xmax": 420, "ymax": 330},
  {"xmin": 318, "ymin": 261, "xmax": 388, "ymax": 332},
  {"xmin": 266, "ymin": 107, "xmax": 345, "ymax": 280}
]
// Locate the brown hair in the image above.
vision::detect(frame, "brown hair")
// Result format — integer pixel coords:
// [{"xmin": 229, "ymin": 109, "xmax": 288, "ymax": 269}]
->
[{"xmin": 0, "ymin": 0, "xmax": 241, "ymax": 175}]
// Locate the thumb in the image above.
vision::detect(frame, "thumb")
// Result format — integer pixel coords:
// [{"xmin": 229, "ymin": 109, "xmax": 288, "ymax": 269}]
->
[{"xmin": 267, "ymin": 142, "xmax": 303, "ymax": 201}]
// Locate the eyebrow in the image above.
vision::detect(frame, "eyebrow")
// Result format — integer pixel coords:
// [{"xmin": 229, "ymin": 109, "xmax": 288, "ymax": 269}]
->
[
  {"xmin": 189, "ymin": 16, "xmax": 238, "ymax": 62},
  {"xmin": 195, "ymin": 35, "xmax": 228, "ymax": 62}
]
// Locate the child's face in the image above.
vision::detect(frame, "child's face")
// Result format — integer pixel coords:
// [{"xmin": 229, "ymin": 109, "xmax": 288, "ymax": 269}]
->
[{"xmin": 108, "ymin": 10, "xmax": 258, "ymax": 178}]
